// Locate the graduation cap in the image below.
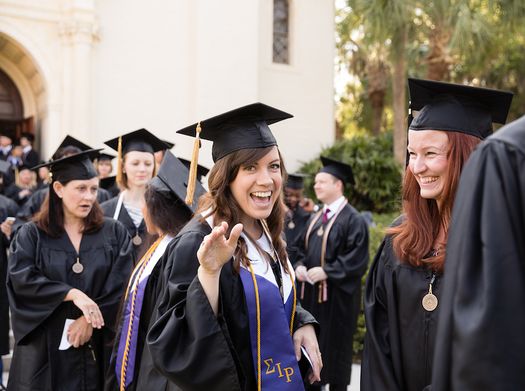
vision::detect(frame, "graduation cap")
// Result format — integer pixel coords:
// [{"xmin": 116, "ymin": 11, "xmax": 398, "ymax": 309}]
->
[
  {"xmin": 286, "ymin": 173, "xmax": 308, "ymax": 190},
  {"xmin": 408, "ymin": 78, "xmax": 513, "ymax": 139},
  {"xmin": 162, "ymin": 139, "xmax": 175, "ymax": 149},
  {"xmin": 178, "ymin": 157, "xmax": 209, "ymax": 183},
  {"xmin": 33, "ymin": 149, "xmax": 101, "ymax": 184},
  {"xmin": 176, "ymin": 102, "xmax": 293, "ymax": 204},
  {"xmin": 96, "ymin": 152, "xmax": 116, "ymax": 161},
  {"xmin": 104, "ymin": 128, "xmax": 169, "ymax": 188},
  {"xmin": 104, "ymin": 128, "xmax": 168, "ymax": 155},
  {"xmin": 320, "ymin": 156, "xmax": 354, "ymax": 186},
  {"xmin": 56, "ymin": 135, "xmax": 92, "ymax": 152},
  {"xmin": 149, "ymin": 151, "xmax": 206, "ymax": 212},
  {"xmin": 0, "ymin": 128, "xmax": 16, "ymax": 141}
]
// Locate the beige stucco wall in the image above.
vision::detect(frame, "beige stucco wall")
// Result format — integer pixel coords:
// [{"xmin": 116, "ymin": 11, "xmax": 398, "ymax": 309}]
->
[{"xmin": 0, "ymin": 0, "xmax": 335, "ymax": 171}]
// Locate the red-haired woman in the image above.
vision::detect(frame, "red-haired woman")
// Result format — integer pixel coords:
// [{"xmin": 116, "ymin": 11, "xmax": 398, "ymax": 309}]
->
[
  {"xmin": 361, "ymin": 79, "xmax": 513, "ymax": 391},
  {"xmin": 147, "ymin": 103, "xmax": 322, "ymax": 391}
]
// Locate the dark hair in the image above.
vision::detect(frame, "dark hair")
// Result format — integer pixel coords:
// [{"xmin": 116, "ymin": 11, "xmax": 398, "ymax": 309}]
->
[
  {"xmin": 52, "ymin": 146, "xmax": 82, "ymax": 160},
  {"xmin": 144, "ymin": 185, "xmax": 192, "ymax": 236},
  {"xmin": 197, "ymin": 146, "xmax": 288, "ymax": 273},
  {"xmin": 34, "ymin": 180, "xmax": 104, "ymax": 238},
  {"xmin": 387, "ymin": 131, "xmax": 481, "ymax": 272}
]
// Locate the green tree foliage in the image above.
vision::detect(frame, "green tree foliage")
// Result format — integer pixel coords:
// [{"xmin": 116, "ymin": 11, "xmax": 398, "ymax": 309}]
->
[
  {"xmin": 299, "ymin": 132, "xmax": 402, "ymax": 214},
  {"xmin": 337, "ymin": 0, "xmax": 525, "ymax": 156}
]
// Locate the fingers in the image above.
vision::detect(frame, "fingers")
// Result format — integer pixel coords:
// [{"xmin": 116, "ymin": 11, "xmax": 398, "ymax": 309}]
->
[
  {"xmin": 293, "ymin": 335, "xmax": 302, "ymax": 361},
  {"xmin": 227, "ymin": 223, "xmax": 243, "ymax": 247},
  {"xmin": 304, "ymin": 343, "xmax": 322, "ymax": 382}
]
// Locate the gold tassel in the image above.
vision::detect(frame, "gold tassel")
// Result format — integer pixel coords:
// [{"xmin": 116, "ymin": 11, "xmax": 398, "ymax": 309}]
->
[
  {"xmin": 185, "ymin": 122, "xmax": 201, "ymax": 205},
  {"xmin": 116, "ymin": 136, "xmax": 123, "ymax": 187},
  {"xmin": 14, "ymin": 167, "xmax": 20, "ymax": 187}
]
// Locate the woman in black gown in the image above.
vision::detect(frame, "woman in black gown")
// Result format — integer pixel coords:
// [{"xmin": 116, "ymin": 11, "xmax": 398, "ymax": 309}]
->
[
  {"xmin": 6, "ymin": 149, "xmax": 134, "ymax": 391},
  {"xmin": 147, "ymin": 103, "xmax": 322, "ymax": 391},
  {"xmin": 104, "ymin": 151, "xmax": 205, "ymax": 391},
  {"xmin": 361, "ymin": 79, "xmax": 513, "ymax": 391},
  {"xmin": 101, "ymin": 129, "xmax": 168, "ymax": 261}
]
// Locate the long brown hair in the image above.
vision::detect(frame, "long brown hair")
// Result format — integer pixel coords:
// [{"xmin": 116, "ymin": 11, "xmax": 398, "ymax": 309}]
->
[
  {"xmin": 34, "ymin": 180, "xmax": 104, "ymax": 238},
  {"xmin": 197, "ymin": 146, "xmax": 289, "ymax": 273},
  {"xmin": 387, "ymin": 131, "xmax": 481, "ymax": 272}
]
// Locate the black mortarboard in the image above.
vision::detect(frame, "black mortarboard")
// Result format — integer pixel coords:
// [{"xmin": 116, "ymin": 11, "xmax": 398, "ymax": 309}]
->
[
  {"xmin": 408, "ymin": 78, "xmax": 513, "ymax": 139},
  {"xmin": 320, "ymin": 156, "xmax": 354, "ymax": 186},
  {"xmin": 97, "ymin": 152, "xmax": 116, "ymax": 161},
  {"xmin": 162, "ymin": 139, "xmax": 175, "ymax": 149},
  {"xmin": 0, "ymin": 128, "xmax": 15, "ymax": 141},
  {"xmin": 0, "ymin": 160, "xmax": 11, "ymax": 176},
  {"xmin": 176, "ymin": 103, "xmax": 292, "ymax": 205},
  {"xmin": 176, "ymin": 102, "xmax": 293, "ymax": 162},
  {"xmin": 56, "ymin": 135, "xmax": 92, "ymax": 152},
  {"xmin": 286, "ymin": 173, "xmax": 308, "ymax": 189},
  {"xmin": 33, "ymin": 149, "xmax": 101, "ymax": 183},
  {"xmin": 178, "ymin": 158, "xmax": 209, "ymax": 182},
  {"xmin": 104, "ymin": 128, "xmax": 168, "ymax": 155},
  {"xmin": 149, "ymin": 151, "xmax": 206, "ymax": 212}
]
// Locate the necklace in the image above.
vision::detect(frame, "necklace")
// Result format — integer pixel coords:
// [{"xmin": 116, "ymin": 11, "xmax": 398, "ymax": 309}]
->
[{"xmin": 422, "ymin": 273, "xmax": 438, "ymax": 311}]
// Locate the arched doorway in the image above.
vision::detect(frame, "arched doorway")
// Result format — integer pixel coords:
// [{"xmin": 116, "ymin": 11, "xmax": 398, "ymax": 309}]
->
[{"xmin": 0, "ymin": 68, "xmax": 33, "ymax": 140}]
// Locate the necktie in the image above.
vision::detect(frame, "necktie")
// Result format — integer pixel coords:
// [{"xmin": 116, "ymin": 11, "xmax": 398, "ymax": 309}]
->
[{"xmin": 322, "ymin": 208, "xmax": 331, "ymax": 224}]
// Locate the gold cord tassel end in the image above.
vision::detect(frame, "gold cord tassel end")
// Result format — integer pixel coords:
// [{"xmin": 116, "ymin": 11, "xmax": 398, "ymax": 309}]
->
[{"xmin": 185, "ymin": 122, "xmax": 201, "ymax": 205}]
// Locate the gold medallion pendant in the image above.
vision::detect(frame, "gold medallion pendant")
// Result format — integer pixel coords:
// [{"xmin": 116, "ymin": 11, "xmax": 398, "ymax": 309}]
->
[
  {"xmin": 422, "ymin": 274, "xmax": 438, "ymax": 311},
  {"xmin": 288, "ymin": 221, "xmax": 296, "ymax": 229},
  {"xmin": 316, "ymin": 226, "xmax": 324, "ymax": 236},
  {"xmin": 422, "ymin": 293, "xmax": 438, "ymax": 311},
  {"xmin": 72, "ymin": 258, "xmax": 84, "ymax": 274},
  {"xmin": 132, "ymin": 235, "xmax": 143, "ymax": 246}
]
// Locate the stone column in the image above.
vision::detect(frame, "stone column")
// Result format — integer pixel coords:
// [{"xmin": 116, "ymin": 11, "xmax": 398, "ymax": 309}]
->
[{"xmin": 59, "ymin": 1, "xmax": 98, "ymax": 142}]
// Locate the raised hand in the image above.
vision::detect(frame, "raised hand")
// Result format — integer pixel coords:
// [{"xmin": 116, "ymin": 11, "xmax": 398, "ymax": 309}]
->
[{"xmin": 197, "ymin": 221, "xmax": 243, "ymax": 275}]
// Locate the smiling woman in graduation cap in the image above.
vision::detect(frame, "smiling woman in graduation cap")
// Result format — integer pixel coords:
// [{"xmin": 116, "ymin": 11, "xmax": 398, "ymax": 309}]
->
[
  {"xmin": 102, "ymin": 129, "xmax": 168, "ymax": 261},
  {"xmin": 6, "ymin": 149, "xmax": 134, "ymax": 391},
  {"xmin": 361, "ymin": 79, "xmax": 513, "ymax": 391},
  {"xmin": 147, "ymin": 103, "xmax": 322, "ymax": 391}
]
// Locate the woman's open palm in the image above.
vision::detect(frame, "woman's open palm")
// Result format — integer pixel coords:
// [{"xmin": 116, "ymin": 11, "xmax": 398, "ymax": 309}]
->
[{"xmin": 197, "ymin": 221, "xmax": 243, "ymax": 275}]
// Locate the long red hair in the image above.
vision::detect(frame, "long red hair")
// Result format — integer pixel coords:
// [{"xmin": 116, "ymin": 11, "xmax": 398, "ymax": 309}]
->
[{"xmin": 387, "ymin": 131, "xmax": 481, "ymax": 272}]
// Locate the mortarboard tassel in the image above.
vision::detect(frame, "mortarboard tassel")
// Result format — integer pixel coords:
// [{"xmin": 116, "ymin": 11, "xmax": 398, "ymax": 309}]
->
[
  {"xmin": 116, "ymin": 136, "xmax": 123, "ymax": 187},
  {"xmin": 185, "ymin": 122, "xmax": 201, "ymax": 205},
  {"xmin": 14, "ymin": 167, "xmax": 20, "ymax": 187}
]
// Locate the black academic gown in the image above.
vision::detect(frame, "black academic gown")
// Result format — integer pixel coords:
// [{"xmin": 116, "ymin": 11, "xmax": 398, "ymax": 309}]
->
[
  {"xmin": 147, "ymin": 217, "xmax": 318, "ymax": 391},
  {"xmin": 101, "ymin": 196, "xmax": 152, "ymax": 262},
  {"xmin": 295, "ymin": 203, "xmax": 369, "ymax": 385},
  {"xmin": 431, "ymin": 116, "xmax": 525, "ymax": 391},
  {"xmin": 0, "ymin": 195, "xmax": 19, "ymax": 356},
  {"xmin": 285, "ymin": 206, "xmax": 311, "ymax": 265},
  {"xmin": 104, "ymin": 237, "xmax": 180, "ymax": 391},
  {"xmin": 361, "ymin": 227, "xmax": 442, "ymax": 391},
  {"xmin": 6, "ymin": 218, "xmax": 134, "ymax": 391},
  {"xmin": 4, "ymin": 183, "xmax": 36, "ymax": 207}
]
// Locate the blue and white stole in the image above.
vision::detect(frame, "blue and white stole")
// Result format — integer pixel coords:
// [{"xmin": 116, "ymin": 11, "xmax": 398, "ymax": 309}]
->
[
  {"xmin": 238, "ymin": 230, "xmax": 304, "ymax": 390},
  {"xmin": 115, "ymin": 234, "xmax": 173, "ymax": 390}
]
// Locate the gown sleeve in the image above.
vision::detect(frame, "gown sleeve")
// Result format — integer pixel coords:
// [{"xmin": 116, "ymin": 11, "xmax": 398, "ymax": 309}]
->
[
  {"xmin": 431, "ymin": 135, "xmax": 525, "ymax": 391},
  {"xmin": 361, "ymin": 238, "xmax": 401, "ymax": 391},
  {"xmin": 6, "ymin": 223, "xmax": 73, "ymax": 343},
  {"xmin": 322, "ymin": 212, "xmax": 369, "ymax": 292},
  {"xmin": 95, "ymin": 220, "xmax": 134, "ymax": 330},
  {"xmin": 147, "ymin": 230, "xmax": 241, "ymax": 391}
]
